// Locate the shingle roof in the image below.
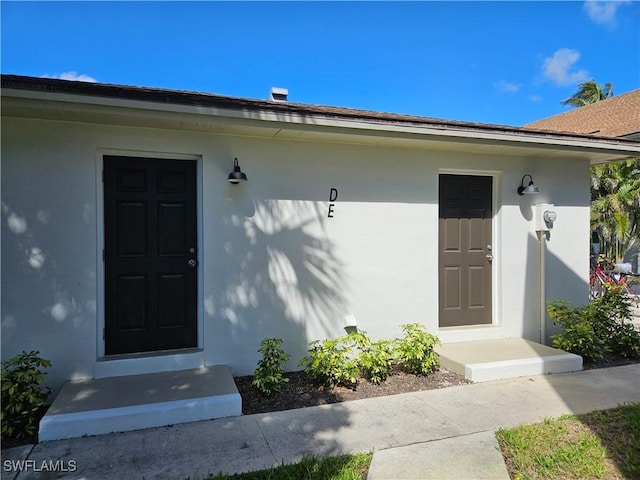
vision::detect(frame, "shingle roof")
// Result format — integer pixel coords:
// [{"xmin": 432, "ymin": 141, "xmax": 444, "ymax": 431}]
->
[
  {"xmin": 0, "ymin": 74, "xmax": 526, "ymax": 134},
  {"xmin": 2, "ymin": 74, "xmax": 639, "ymax": 148},
  {"xmin": 524, "ymin": 89, "xmax": 640, "ymax": 138}
]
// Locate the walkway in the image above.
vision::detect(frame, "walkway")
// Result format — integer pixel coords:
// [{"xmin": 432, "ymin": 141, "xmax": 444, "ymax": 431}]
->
[{"xmin": 3, "ymin": 364, "xmax": 638, "ymax": 479}]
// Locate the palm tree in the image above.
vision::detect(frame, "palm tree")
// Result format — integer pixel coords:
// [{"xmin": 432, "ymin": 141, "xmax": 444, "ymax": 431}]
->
[
  {"xmin": 561, "ymin": 79, "xmax": 613, "ymax": 108},
  {"xmin": 591, "ymin": 159, "xmax": 640, "ymax": 261}
]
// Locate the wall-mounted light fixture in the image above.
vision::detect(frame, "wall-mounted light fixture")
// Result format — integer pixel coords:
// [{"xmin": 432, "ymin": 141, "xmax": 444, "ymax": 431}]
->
[
  {"xmin": 517, "ymin": 174, "xmax": 539, "ymax": 196},
  {"xmin": 344, "ymin": 314, "xmax": 358, "ymax": 334},
  {"xmin": 227, "ymin": 158, "xmax": 248, "ymax": 184}
]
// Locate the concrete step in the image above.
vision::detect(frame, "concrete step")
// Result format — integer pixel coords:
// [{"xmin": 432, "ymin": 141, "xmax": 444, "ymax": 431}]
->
[
  {"xmin": 39, "ymin": 365, "xmax": 241, "ymax": 441},
  {"xmin": 436, "ymin": 338, "xmax": 582, "ymax": 382}
]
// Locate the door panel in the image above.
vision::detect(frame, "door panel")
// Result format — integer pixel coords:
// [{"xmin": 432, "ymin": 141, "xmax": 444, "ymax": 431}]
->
[
  {"xmin": 443, "ymin": 266, "xmax": 461, "ymax": 309},
  {"xmin": 117, "ymin": 202, "xmax": 147, "ymax": 256},
  {"xmin": 158, "ymin": 274, "xmax": 186, "ymax": 328},
  {"xmin": 118, "ymin": 275, "xmax": 147, "ymax": 330},
  {"xmin": 439, "ymin": 174, "xmax": 493, "ymax": 327},
  {"xmin": 159, "ymin": 203, "xmax": 187, "ymax": 255},
  {"xmin": 104, "ymin": 156, "xmax": 197, "ymax": 355}
]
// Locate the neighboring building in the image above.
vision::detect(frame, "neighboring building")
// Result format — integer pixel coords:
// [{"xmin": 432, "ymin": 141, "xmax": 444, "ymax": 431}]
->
[
  {"xmin": 525, "ymin": 88, "xmax": 640, "ymax": 140},
  {"xmin": 526, "ymin": 88, "xmax": 640, "ymax": 270},
  {"xmin": 3, "ymin": 74, "xmax": 640, "ymax": 393}
]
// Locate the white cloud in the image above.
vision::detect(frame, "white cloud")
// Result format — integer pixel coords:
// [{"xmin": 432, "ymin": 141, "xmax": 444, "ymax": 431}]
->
[
  {"xmin": 528, "ymin": 95, "xmax": 542, "ymax": 102},
  {"xmin": 583, "ymin": 1, "xmax": 631, "ymax": 28},
  {"xmin": 494, "ymin": 81, "xmax": 521, "ymax": 93},
  {"xmin": 41, "ymin": 71, "xmax": 97, "ymax": 82},
  {"xmin": 542, "ymin": 48, "xmax": 589, "ymax": 86},
  {"xmin": 60, "ymin": 71, "xmax": 97, "ymax": 82}
]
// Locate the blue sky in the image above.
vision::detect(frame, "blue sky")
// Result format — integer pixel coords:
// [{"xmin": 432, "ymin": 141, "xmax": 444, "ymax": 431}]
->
[{"xmin": 2, "ymin": 1, "xmax": 639, "ymax": 126}]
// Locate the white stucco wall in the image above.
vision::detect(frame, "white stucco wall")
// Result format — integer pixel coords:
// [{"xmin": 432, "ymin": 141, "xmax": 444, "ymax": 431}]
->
[{"xmin": 1, "ymin": 116, "xmax": 591, "ymax": 389}]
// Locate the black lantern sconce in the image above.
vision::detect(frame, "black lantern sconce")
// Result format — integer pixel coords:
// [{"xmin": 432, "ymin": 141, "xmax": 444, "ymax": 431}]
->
[
  {"xmin": 517, "ymin": 174, "xmax": 539, "ymax": 196},
  {"xmin": 227, "ymin": 158, "xmax": 248, "ymax": 184}
]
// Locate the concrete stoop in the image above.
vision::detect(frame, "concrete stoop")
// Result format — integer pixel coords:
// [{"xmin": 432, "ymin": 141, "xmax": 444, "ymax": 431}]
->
[
  {"xmin": 39, "ymin": 365, "xmax": 241, "ymax": 441},
  {"xmin": 436, "ymin": 338, "xmax": 583, "ymax": 382}
]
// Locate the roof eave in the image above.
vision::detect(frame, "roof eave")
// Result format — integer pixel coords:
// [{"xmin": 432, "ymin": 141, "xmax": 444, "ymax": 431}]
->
[{"xmin": 2, "ymin": 74, "xmax": 640, "ymax": 164}]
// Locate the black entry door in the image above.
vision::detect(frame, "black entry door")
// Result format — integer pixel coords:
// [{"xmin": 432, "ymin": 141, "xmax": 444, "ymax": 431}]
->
[
  {"xmin": 104, "ymin": 156, "xmax": 197, "ymax": 355},
  {"xmin": 439, "ymin": 174, "xmax": 493, "ymax": 327}
]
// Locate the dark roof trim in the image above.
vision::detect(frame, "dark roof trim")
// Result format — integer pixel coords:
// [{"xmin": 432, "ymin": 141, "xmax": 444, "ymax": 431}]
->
[{"xmin": 2, "ymin": 74, "xmax": 639, "ymax": 146}]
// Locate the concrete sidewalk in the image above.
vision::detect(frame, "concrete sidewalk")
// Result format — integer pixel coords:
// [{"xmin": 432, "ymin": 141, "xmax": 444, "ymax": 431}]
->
[{"xmin": 3, "ymin": 364, "xmax": 639, "ymax": 480}]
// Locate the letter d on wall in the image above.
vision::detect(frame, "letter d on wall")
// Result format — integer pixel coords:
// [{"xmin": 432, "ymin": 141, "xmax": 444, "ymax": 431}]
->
[{"xmin": 328, "ymin": 187, "xmax": 338, "ymax": 218}]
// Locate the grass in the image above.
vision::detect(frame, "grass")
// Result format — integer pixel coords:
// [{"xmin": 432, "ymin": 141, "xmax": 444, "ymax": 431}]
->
[
  {"xmin": 198, "ymin": 453, "xmax": 372, "ymax": 480},
  {"xmin": 497, "ymin": 403, "xmax": 640, "ymax": 480}
]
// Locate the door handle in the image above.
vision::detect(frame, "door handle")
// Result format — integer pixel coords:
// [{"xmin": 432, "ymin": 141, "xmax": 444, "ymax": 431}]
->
[
  {"xmin": 187, "ymin": 259, "xmax": 197, "ymax": 268},
  {"xmin": 486, "ymin": 254, "xmax": 493, "ymax": 262}
]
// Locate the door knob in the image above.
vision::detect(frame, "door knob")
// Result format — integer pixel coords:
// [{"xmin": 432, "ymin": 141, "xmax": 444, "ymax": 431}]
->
[
  {"xmin": 187, "ymin": 259, "xmax": 197, "ymax": 268},
  {"xmin": 486, "ymin": 254, "xmax": 493, "ymax": 262}
]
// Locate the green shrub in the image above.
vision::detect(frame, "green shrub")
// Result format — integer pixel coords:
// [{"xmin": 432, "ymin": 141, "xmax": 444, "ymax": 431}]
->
[
  {"xmin": 548, "ymin": 301, "xmax": 607, "ymax": 363},
  {"xmin": 394, "ymin": 323, "xmax": 440, "ymax": 376},
  {"xmin": 590, "ymin": 286, "xmax": 640, "ymax": 358},
  {"xmin": 300, "ymin": 326, "xmax": 442, "ymax": 389},
  {"xmin": 357, "ymin": 339, "xmax": 394, "ymax": 385},
  {"xmin": 1, "ymin": 351, "xmax": 52, "ymax": 440},
  {"xmin": 298, "ymin": 334, "xmax": 359, "ymax": 389},
  {"xmin": 252, "ymin": 338, "xmax": 290, "ymax": 396},
  {"xmin": 609, "ymin": 321, "xmax": 640, "ymax": 359},
  {"xmin": 549, "ymin": 287, "xmax": 640, "ymax": 362}
]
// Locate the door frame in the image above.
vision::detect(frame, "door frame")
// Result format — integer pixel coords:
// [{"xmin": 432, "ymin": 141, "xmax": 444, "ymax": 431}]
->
[
  {"xmin": 95, "ymin": 150, "xmax": 204, "ymax": 359},
  {"xmin": 437, "ymin": 169, "xmax": 502, "ymax": 329}
]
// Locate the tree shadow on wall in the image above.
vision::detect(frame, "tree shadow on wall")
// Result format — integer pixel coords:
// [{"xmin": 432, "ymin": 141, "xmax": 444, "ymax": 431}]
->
[
  {"xmin": 207, "ymin": 195, "xmax": 348, "ymax": 374},
  {"xmin": 1, "ymin": 199, "xmax": 97, "ymax": 389}
]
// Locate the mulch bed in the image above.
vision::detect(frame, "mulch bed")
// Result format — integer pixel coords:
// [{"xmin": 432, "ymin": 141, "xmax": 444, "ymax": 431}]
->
[
  {"xmin": 235, "ymin": 365, "xmax": 471, "ymax": 416},
  {"xmin": 582, "ymin": 355, "xmax": 640, "ymax": 370},
  {"xmin": 236, "ymin": 356, "xmax": 640, "ymax": 416}
]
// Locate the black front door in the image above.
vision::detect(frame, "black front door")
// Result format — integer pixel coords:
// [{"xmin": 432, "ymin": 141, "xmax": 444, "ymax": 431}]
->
[{"xmin": 104, "ymin": 156, "xmax": 197, "ymax": 355}]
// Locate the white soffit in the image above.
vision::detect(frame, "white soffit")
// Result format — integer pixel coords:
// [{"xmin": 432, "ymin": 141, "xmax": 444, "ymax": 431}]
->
[{"xmin": 3, "ymin": 88, "xmax": 639, "ymax": 164}]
